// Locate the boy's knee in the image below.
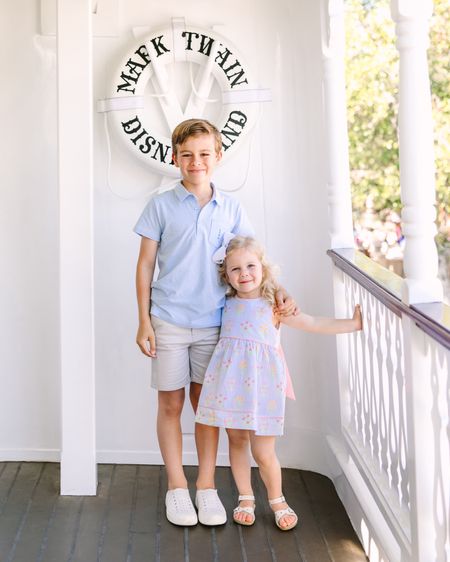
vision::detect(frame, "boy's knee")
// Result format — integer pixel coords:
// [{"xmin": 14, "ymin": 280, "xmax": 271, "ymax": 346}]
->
[
  {"xmin": 158, "ymin": 392, "xmax": 184, "ymax": 417},
  {"xmin": 190, "ymin": 382, "xmax": 202, "ymax": 401},
  {"xmin": 189, "ymin": 383, "xmax": 202, "ymax": 411}
]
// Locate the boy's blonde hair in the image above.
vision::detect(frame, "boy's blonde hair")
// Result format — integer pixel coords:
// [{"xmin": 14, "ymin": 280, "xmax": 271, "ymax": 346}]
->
[
  {"xmin": 218, "ymin": 236, "xmax": 279, "ymax": 305},
  {"xmin": 172, "ymin": 119, "xmax": 222, "ymax": 155}
]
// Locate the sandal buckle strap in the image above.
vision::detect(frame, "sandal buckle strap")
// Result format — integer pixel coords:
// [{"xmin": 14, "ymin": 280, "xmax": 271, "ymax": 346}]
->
[
  {"xmin": 268, "ymin": 495, "xmax": 285, "ymax": 505},
  {"xmin": 274, "ymin": 507, "xmax": 295, "ymax": 519},
  {"xmin": 234, "ymin": 506, "xmax": 255, "ymax": 515},
  {"xmin": 238, "ymin": 494, "xmax": 255, "ymax": 501}
]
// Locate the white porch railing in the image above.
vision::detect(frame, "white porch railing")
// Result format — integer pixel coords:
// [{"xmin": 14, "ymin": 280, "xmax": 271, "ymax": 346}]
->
[{"xmin": 328, "ymin": 249, "xmax": 450, "ymax": 562}]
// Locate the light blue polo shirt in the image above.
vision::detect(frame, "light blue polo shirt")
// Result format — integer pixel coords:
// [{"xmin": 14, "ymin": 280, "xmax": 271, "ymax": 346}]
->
[{"xmin": 134, "ymin": 183, "xmax": 254, "ymax": 328}]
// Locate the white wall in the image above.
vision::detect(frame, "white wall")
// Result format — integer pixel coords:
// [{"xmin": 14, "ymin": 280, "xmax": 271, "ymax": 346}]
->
[
  {"xmin": 1, "ymin": 0, "xmax": 343, "ymax": 477},
  {"xmin": 0, "ymin": 1, "xmax": 60, "ymax": 460}
]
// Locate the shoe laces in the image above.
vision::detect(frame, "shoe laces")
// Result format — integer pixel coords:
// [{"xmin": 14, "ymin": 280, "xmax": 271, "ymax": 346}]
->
[
  {"xmin": 170, "ymin": 490, "xmax": 193, "ymax": 512},
  {"xmin": 197, "ymin": 489, "xmax": 220, "ymax": 510}
]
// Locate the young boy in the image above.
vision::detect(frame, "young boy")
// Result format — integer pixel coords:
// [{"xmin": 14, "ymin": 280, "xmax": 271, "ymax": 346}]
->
[{"xmin": 134, "ymin": 119, "xmax": 292, "ymax": 527}]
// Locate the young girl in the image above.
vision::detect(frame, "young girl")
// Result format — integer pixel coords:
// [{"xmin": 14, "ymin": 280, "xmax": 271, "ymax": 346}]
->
[{"xmin": 195, "ymin": 236, "xmax": 362, "ymax": 531}]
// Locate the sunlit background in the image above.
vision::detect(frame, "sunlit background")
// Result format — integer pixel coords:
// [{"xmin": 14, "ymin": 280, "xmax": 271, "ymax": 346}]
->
[{"xmin": 345, "ymin": 0, "xmax": 449, "ymax": 302}]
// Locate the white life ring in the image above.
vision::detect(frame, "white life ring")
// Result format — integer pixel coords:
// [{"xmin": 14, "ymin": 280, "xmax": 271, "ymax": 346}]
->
[{"xmin": 99, "ymin": 24, "xmax": 269, "ymax": 177}]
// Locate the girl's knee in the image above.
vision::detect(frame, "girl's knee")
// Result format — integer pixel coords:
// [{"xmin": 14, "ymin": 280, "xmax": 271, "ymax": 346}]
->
[
  {"xmin": 227, "ymin": 429, "xmax": 250, "ymax": 448},
  {"xmin": 253, "ymin": 449, "xmax": 277, "ymax": 469},
  {"xmin": 250, "ymin": 438, "xmax": 278, "ymax": 468}
]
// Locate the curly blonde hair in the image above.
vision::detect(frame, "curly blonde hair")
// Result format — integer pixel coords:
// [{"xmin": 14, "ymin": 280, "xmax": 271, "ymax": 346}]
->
[{"xmin": 218, "ymin": 236, "xmax": 279, "ymax": 305}]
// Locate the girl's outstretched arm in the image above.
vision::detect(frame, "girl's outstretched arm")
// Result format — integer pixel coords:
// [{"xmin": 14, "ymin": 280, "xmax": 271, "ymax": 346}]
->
[{"xmin": 279, "ymin": 305, "xmax": 362, "ymax": 334}]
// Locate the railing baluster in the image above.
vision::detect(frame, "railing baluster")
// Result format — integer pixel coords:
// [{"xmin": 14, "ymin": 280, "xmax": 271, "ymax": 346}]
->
[
  {"xmin": 328, "ymin": 248, "xmax": 450, "ymax": 561},
  {"xmin": 429, "ymin": 338, "xmax": 450, "ymax": 559}
]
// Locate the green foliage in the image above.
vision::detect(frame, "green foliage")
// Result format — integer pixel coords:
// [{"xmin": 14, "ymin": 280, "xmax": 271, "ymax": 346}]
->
[
  {"xmin": 345, "ymin": 0, "xmax": 450, "ymax": 253},
  {"xmin": 428, "ymin": 0, "xmax": 450, "ymax": 252}
]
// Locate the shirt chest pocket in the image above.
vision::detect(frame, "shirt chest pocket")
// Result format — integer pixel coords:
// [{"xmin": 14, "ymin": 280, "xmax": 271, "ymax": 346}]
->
[{"xmin": 209, "ymin": 220, "xmax": 229, "ymax": 248}]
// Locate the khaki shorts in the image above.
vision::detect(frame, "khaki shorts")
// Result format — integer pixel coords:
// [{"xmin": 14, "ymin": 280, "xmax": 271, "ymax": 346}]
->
[{"xmin": 150, "ymin": 315, "xmax": 220, "ymax": 391}]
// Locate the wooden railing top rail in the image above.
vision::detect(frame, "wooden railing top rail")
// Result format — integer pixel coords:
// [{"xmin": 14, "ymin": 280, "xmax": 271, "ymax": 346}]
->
[{"xmin": 327, "ymin": 248, "xmax": 450, "ymax": 351}]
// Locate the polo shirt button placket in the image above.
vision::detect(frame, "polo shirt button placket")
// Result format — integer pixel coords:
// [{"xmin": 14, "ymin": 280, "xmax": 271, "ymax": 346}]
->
[
  {"xmin": 195, "ymin": 207, "xmax": 201, "ymax": 234},
  {"xmin": 198, "ymin": 200, "xmax": 213, "ymax": 237},
  {"xmin": 191, "ymin": 200, "xmax": 200, "ymax": 233},
  {"xmin": 196, "ymin": 202, "xmax": 209, "ymax": 235}
]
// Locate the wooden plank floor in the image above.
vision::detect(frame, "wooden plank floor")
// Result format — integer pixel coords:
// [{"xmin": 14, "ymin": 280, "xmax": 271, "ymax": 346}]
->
[{"xmin": 0, "ymin": 462, "xmax": 368, "ymax": 562}]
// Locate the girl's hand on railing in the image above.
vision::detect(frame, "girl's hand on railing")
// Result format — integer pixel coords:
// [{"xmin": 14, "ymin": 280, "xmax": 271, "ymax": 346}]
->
[{"xmin": 353, "ymin": 304, "xmax": 363, "ymax": 331}]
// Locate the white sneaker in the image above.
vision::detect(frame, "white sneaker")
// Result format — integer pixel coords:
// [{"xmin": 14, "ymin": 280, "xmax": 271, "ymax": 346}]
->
[
  {"xmin": 165, "ymin": 488, "xmax": 198, "ymax": 526},
  {"xmin": 195, "ymin": 489, "xmax": 227, "ymax": 526}
]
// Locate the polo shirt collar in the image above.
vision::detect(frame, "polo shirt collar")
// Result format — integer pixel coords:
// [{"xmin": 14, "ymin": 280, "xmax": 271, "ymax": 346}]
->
[
  {"xmin": 174, "ymin": 183, "xmax": 190, "ymax": 201},
  {"xmin": 174, "ymin": 182, "xmax": 223, "ymax": 206},
  {"xmin": 211, "ymin": 183, "xmax": 223, "ymax": 206}
]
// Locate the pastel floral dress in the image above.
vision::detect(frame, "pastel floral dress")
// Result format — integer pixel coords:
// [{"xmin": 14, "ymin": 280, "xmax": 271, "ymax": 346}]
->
[{"xmin": 195, "ymin": 297, "xmax": 292, "ymax": 436}]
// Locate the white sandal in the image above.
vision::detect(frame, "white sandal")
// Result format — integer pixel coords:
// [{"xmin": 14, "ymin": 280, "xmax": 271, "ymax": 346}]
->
[
  {"xmin": 233, "ymin": 494, "xmax": 256, "ymax": 526},
  {"xmin": 268, "ymin": 495, "xmax": 298, "ymax": 531}
]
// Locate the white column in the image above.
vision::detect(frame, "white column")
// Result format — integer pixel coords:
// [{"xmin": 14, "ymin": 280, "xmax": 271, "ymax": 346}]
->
[
  {"xmin": 391, "ymin": 0, "xmax": 443, "ymax": 305},
  {"xmin": 321, "ymin": 0, "xmax": 354, "ymax": 249},
  {"xmin": 58, "ymin": 0, "xmax": 97, "ymax": 495}
]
